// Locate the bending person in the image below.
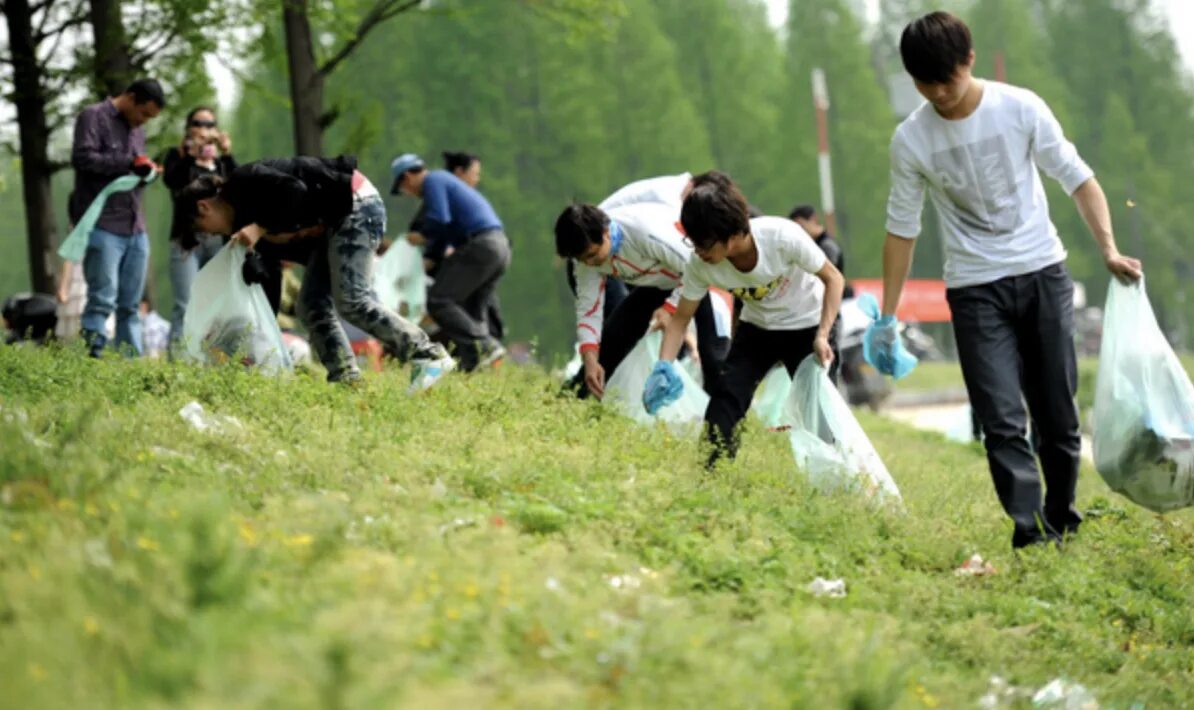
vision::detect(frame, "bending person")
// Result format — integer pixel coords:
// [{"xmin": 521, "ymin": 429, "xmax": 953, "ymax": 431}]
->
[{"xmin": 178, "ymin": 155, "xmax": 453, "ymax": 389}]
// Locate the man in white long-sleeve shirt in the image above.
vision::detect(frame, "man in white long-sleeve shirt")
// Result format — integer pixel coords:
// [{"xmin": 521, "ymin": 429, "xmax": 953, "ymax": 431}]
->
[
  {"xmin": 555, "ymin": 197, "xmax": 729, "ymax": 399},
  {"xmin": 880, "ymin": 12, "xmax": 1142, "ymax": 549}
]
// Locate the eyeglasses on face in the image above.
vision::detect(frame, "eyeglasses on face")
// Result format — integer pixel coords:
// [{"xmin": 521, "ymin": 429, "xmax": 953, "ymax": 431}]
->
[{"xmin": 189, "ymin": 120, "xmax": 217, "ymax": 128}]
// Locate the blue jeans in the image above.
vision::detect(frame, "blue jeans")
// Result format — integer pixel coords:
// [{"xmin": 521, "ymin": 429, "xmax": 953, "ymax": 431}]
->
[
  {"xmin": 296, "ymin": 194, "xmax": 446, "ymax": 381},
  {"xmin": 168, "ymin": 234, "xmax": 225, "ymax": 343},
  {"xmin": 82, "ymin": 228, "xmax": 149, "ymax": 355}
]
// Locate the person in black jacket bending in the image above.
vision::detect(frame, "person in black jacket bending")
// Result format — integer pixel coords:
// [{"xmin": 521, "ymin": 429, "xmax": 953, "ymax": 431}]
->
[
  {"xmin": 178, "ymin": 156, "xmax": 454, "ymax": 389},
  {"xmin": 162, "ymin": 106, "xmax": 237, "ymax": 347}
]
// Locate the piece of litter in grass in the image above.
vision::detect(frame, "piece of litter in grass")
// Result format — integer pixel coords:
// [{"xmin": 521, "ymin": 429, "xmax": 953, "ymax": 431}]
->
[
  {"xmin": 1032, "ymin": 678, "xmax": 1098, "ymax": 709},
  {"xmin": 607, "ymin": 573, "xmax": 642, "ymax": 590},
  {"xmin": 806, "ymin": 577, "xmax": 846, "ymax": 598},
  {"xmin": 978, "ymin": 675, "xmax": 1033, "ymax": 709},
  {"xmin": 438, "ymin": 517, "xmax": 475, "ymax": 535},
  {"xmin": 178, "ymin": 401, "xmax": 242, "ymax": 433},
  {"xmin": 956, "ymin": 554, "xmax": 997, "ymax": 577}
]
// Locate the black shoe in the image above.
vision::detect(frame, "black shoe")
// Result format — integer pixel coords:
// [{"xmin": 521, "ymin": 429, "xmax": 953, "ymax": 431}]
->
[{"xmin": 80, "ymin": 329, "xmax": 107, "ymax": 358}]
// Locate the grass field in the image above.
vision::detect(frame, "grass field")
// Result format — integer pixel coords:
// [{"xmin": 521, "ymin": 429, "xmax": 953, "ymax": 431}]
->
[{"xmin": 2, "ymin": 345, "xmax": 1193, "ymax": 708}]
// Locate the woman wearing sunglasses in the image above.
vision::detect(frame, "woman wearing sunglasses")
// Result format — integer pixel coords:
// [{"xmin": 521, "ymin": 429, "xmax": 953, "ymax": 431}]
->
[{"xmin": 162, "ymin": 106, "xmax": 237, "ymax": 348}]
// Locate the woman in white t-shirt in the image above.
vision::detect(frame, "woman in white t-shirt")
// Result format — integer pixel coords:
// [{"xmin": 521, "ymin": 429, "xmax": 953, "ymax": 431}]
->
[{"xmin": 651, "ymin": 172, "xmax": 845, "ymax": 466}]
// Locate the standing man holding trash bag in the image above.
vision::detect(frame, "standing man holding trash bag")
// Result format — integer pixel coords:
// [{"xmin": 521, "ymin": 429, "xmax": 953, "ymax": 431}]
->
[
  {"xmin": 70, "ymin": 79, "xmax": 166, "ymax": 357},
  {"xmin": 873, "ymin": 12, "xmax": 1142, "ymax": 549}
]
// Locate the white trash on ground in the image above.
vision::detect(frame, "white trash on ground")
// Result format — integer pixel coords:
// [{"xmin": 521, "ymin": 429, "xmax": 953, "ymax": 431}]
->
[
  {"xmin": 1092, "ymin": 278, "xmax": 1194, "ymax": 512},
  {"xmin": 806, "ymin": 577, "xmax": 846, "ymax": 598},
  {"xmin": 181, "ymin": 243, "xmax": 292, "ymax": 373},
  {"xmin": 955, "ymin": 554, "xmax": 997, "ymax": 577},
  {"xmin": 178, "ymin": 401, "xmax": 243, "ymax": 434},
  {"xmin": 603, "ymin": 330, "xmax": 708, "ymax": 431},
  {"xmin": 782, "ymin": 356, "xmax": 901, "ymax": 502},
  {"xmin": 1031, "ymin": 678, "xmax": 1098, "ymax": 709}
]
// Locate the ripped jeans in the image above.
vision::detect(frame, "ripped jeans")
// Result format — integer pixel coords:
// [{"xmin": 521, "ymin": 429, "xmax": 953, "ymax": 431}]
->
[{"xmin": 298, "ymin": 194, "xmax": 447, "ymax": 381}]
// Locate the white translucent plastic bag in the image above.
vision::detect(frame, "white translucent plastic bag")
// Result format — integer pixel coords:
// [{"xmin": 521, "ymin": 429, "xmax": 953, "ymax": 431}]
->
[
  {"xmin": 1092, "ymin": 279, "xmax": 1194, "ymax": 512},
  {"xmin": 783, "ymin": 356, "xmax": 900, "ymax": 502},
  {"xmin": 182, "ymin": 243, "xmax": 293, "ymax": 373},
  {"xmin": 604, "ymin": 330, "xmax": 708, "ymax": 430},
  {"xmin": 373, "ymin": 238, "xmax": 426, "ymax": 322},
  {"xmin": 752, "ymin": 365, "xmax": 793, "ymax": 429}
]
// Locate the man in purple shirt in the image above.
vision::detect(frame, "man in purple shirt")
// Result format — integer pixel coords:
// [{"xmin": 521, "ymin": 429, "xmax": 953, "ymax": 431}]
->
[{"xmin": 70, "ymin": 79, "xmax": 165, "ymax": 356}]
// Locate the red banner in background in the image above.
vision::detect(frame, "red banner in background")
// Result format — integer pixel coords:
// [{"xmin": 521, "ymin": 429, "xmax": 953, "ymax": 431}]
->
[{"xmin": 850, "ymin": 279, "xmax": 952, "ymax": 323}]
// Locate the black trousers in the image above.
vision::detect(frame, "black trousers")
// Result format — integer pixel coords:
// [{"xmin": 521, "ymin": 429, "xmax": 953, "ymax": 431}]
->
[
  {"xmin": 947, "ymin": 263, "xmax": 1082, "ymax": 548},
  {"xmin": 572, "ymin": 285, "xmax": 730, "ymax": 398},
  {"xmin": 705, "ymin": 321, "xmax": 820, "ymax": 465},
  {"xmin": 427, "ymin": 230, "xmax": 511, "ymax": 371}
]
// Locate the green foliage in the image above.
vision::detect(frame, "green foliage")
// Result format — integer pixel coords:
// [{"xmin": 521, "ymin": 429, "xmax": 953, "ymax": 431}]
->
[
  {"xmin": 780, "ymin": 0, "xmax": 894, "ymax": 280},
  {"xmin": 2, "ymin": 348, "xmax": 1194, "ymax": 706}
]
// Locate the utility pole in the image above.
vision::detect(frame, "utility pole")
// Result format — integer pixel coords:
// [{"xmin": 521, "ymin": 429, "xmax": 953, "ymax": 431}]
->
[{"xmin": 811, "ymin": 68, "xmax": 838, "ymax": 240}]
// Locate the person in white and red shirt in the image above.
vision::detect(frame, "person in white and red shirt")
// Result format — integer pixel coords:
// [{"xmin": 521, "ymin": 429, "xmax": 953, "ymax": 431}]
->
[{"xmin": 554, "ymin": 192, "xmax": 729, "ymax": 399}]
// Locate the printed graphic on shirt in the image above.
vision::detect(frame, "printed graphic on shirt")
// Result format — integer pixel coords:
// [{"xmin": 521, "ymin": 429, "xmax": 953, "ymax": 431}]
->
[
  {"xmin": 930, "ymin": 135, "xmax": 1019, "ymax": 237},
  {"xmin": 728, "ymin": 275, "xmax": 786, "ymax": 302}
]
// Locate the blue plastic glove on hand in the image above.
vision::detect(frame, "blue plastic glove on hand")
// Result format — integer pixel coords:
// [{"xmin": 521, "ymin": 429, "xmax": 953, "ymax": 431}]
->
[
  {"xmin": 858, "ymin": 294, "xmax": 918, "ymax": 380},
  {"xmin": 642, "ymin": 360, "xmax": 684, "ymax": 415}
]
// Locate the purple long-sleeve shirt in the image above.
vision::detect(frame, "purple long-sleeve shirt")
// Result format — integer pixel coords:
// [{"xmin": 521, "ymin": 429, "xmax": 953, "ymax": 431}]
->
[{"xmin": 70, "ymin": 100, "xmax": 146, "ymax": 236}]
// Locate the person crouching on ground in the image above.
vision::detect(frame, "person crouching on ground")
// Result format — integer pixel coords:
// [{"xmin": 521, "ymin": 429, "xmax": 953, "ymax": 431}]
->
[{"xmin": 645, "ymin": 172, "xmax": 844, "ymax": 468}]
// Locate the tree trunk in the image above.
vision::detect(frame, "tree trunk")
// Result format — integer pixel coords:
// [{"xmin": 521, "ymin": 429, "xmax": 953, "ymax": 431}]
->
[
  {"xmin": 4, "ymin": 0, "xmax": 60, "ymax": 294},
  {"xmin": 283, "ymin": 0, "xmax": 325, "ymax": 156},
  {"xmin": 89, "ymin": 0, "xmax": 134, "ymax": 97}
]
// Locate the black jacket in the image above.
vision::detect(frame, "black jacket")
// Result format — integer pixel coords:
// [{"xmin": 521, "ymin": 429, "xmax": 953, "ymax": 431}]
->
[
  {"xmin": 163, "ymin": 149, "xmax": 238, "ymax": 242},
  {"xmin": 222, "ymin": 155, "xmax": 358, "ymax": 235}
]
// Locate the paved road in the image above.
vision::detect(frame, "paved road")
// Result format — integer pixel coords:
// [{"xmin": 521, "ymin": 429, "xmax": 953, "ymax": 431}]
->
[{"xmin": 884, "ymin": 401, "xmax": 1094, "ymax": 462}]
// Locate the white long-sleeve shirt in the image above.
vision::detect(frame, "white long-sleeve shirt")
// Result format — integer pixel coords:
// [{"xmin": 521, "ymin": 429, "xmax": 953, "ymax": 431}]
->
[
  {"xmin": 574, "ymin": 202, "xmax": 691, "ymax": 353},
  {"xmin": 885, "ymin": 81, "xmax": 1094, "ymax": 288},
  {"xmin": 598, "ymin": 173, "xmax": 691, "ymax": 211}
]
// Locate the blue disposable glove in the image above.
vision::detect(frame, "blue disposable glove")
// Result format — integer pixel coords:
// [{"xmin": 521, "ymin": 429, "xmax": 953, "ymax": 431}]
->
[
  {"xmin": 642, "ymin": 360, "xmax": 684, "ymax": 415},
  {"xmin": 857, "ymin": 293, "xmax": 918, "ymax": 380}
]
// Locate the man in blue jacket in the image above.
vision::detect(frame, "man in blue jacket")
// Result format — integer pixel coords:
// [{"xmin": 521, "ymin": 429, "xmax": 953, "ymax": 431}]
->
[{"xmin": 392, "ymin": 153, "xmax": 511, "ymax": 371}]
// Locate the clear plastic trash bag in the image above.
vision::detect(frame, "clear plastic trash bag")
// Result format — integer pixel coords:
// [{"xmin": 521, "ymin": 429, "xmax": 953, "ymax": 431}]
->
[
  {"xmin": 181, "ymin": 243, "xmax": 293, "ymax": 373},
  {"xmin": 783, "ymin": 355, "xmax": 901, "ymax": 502},
  {"xmin": 604, "ymin": 330, "xmax": 708, "ymax": 430},
  {"xmin": 752, "ymin": 365, "xmax": 793, "ymax": 429},
  {"xmin": 373, "ymin": 238, "xmax": 426, "ymax": 323},
  {"xmin": 1092, "ymin": 278, "xmax": 1194, "ymax": 512}
]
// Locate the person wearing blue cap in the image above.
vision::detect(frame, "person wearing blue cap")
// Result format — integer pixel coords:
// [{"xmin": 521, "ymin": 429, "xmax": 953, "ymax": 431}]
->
[{"xmin": 391, "ymin": 153, "xmax": 510, "ymax": 371}]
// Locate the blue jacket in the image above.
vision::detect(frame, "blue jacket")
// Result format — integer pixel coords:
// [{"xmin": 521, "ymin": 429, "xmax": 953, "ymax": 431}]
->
[{"xmin": 420, "ymin": 170, "xmax": 503, "ymax": 260}]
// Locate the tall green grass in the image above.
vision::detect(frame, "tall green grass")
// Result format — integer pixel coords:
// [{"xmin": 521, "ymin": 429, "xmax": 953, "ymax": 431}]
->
[{"xmin": 1, "ymin": 345, "xmax": 1191, "ymax": 708}]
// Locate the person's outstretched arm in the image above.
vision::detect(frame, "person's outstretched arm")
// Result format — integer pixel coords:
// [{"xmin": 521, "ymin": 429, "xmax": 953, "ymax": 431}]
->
[{"xmin": 1071, "ymin": 178, "xmax": 1142, "ymax": 282}]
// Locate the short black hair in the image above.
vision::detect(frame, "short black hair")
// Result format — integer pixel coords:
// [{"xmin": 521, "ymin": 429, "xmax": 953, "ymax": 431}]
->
[
  {"xmin": 788, "ymin": 204, "xmax": 816, "ymax": 221},
  {"xmin": 443, "ymin": 151, "xmax": 479, "ymax": 173},
  {"xmin": 125, "ymin": 78, "xmax": 166, "ymax": 108},
  {"xmin": 177, "ymin": 174, "xmax": 225, "ymax": 227},
  {"xmin": 680, "ymin": 179, "xmax": 751, "ymax": 250},
  {"xmin": 899, "ymin": 11, "xmax": 973, "ymax": 84},
  {"xmin": 554, "ymin": 204, "xmax": 608, "ymax": 259}
]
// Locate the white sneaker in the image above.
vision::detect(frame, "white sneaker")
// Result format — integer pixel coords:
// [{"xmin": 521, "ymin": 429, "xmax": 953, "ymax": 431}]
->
[
  {"xmin": 477, "ymin": 343, "xmax": 507, "ymax": 370},
  {"xmin": 409, "ymin": 356, "xmax": 456, "ymax": 393}
]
